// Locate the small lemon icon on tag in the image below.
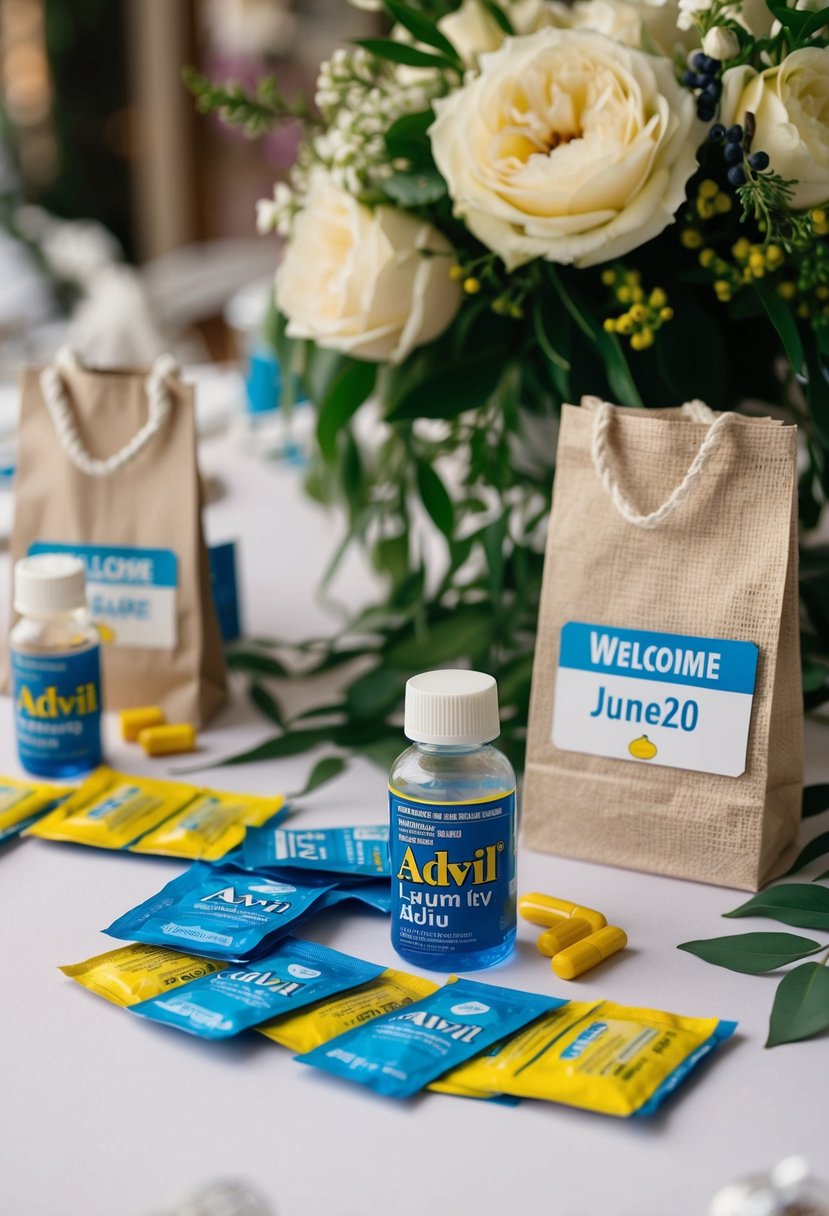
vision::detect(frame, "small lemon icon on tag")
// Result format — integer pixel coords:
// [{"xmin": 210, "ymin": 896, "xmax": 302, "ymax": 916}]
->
[
  {"xmin": 93, "ymin": 622, "xmax": 117, "ymax": 644},
  {"xmin": 628, "ymin": 735, "xmax": 657, "ymax": 760}
]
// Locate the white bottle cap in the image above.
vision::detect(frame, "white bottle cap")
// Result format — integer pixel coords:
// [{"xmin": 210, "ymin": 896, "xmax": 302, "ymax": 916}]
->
[
  {"xmin": 14, "ymin": 554, "xmax": 87, "ymax": 616},
  {"xmin": 404, "ymin": 669, "xmax": 500, "ymax": 746}
]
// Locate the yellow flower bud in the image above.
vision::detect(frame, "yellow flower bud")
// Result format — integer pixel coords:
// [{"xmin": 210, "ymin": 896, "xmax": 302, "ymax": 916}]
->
[
  {"xmin": 732, "ymin": 238, "xmax": 751, "ymax": 261},
  {"xmin": 630, "ymin": 328, "xmax": 654, "ymax": 351},
  {"xmin": 630, "ymin": 304, "xmax": 648, "ymax": 322},
  {"xmin": 449, "ymin": 265, "xmax": 465, "ymax": 281},
  {"xmin": 601, "ymin": 269, "xmax": 616, "ymax": 286},
  {"xmin": 777, "ymin": 281, "xmax": 796, "ymax": 300},
  {"xmin": 659, "ymin": 306, "xmax": 674, "ymax": 322},
  {"xmin": 765, "ymin": 245, "xmax": 784, "ymax": 268},
  {"xmin": 649, "ymin": 288, "xmax": 668, "ymax": 309},
  {"xmin": 681, "ymin": 229, "xmax": 703, "ymax": 249},
  {"xmin": 463, "ymin": 277, "xmax": 481, "ymax": 294},
  {"xmin": 616, "ymin": 286, "xmax": 631, "ymax": 303},
  {"xmin": 715, "ymin": 193, "xmax": 732, "ymax": 214},
  {"xmin": 603, "ymin": 317, "xmax": 616, "ymax": 332},
  {"xmin": 615, "ymin": 314, "xmax": 634, "ymax": 334},
  {"xmin": 699, "ymin": 179, "xmax": 719, "ymax": 200},
  {"xmin": 699, "ymin": 248, "xmax": 716, "ymax": 268}
]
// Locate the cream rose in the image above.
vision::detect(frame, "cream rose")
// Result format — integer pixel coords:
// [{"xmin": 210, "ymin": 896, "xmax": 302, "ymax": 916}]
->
[
  {"xmin": 546, "ymin": 0, "xmax": 695, "ymax": 57},
  {"xmin": 429, "ymin": 29, "xmax": 700, "ymax": 270},
  {"xmin": 276, "ymin": 173, "xmax": 461, "ymax": 365},
  {"xmin": 438, "ymin": 0, "xmax": 553, "ymax": 65},
  {"xmin": 721, "ymin": 49, "xmax": 829, "ymax": 210}
]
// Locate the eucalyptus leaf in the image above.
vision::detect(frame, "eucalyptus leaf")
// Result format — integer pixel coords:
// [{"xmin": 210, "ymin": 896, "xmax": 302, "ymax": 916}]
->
[
  {"xmin": 754, "ymin": 283, "xmax": 804, "ymax": 375},
  {"xmin": 804, "ymin": 784, "xmax": 829, "ymax": 819},
  {"xmin": 345, "ymin": 664, "xmax": 407, "ymax": 720},
  {"xmin": 417, "ymin": 461, "xmax": 454, "ymax": 538},
  {"xmin": 355, "ymin": 38, "xmax": 455, "ymax": 70},
  {"xmin": 382, "ymin": 168, "xmax": 447, "ymax": 207},
  {"xmin": 227, "ymin": 651, "xmax": 289, "ymax": 677},
  {"xmin": 766, "ymin": 961, "xmax": 829, "ymax": 1047},
  {"xmin": 249, "ymin": 682, "xmax": 286, "ymax": 729},
  {"xmin": 782, "ymin": 830, "xmax": 829, "ymax": 877},
  {"xmin": 724, "ymin": 883, "xmax": 829, "ymax": 930},
  {"xmin": 678, "ymin": 932, "xmax": 823, "ymax": 974},
  {"xmin": 317, "ymin": 361, "xmax": 376, "ymax": 461},
  {"xmin": 287, "ymin": 756, "xmax": 347, "ymax": 801},
  {"xmin": 547, "ymin": 267, "xmax": 643, "ymax": 408}
]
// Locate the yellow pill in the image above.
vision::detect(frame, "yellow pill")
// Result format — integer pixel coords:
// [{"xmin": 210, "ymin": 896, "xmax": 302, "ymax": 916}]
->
[
  {"xmin": 518, "ymin": 892, "xmax": 607, "ymax": 933},
  {"xmin": 551, "ymin": 926, "xmax": 628, "ymax": 981},
  {"xmin": 138, "ymin": 724, "xmax": 196, "ymax": 757},
  {"xmin": 536, "ymin": 917, "xmax": 592, "ymax": 958},
  {"xmin": 120, "ymin": 706, "xmax": 166, "ymax": 742}
]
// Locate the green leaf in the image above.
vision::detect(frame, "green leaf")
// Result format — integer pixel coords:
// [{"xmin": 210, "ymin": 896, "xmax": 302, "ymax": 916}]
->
[
  {"xmin": 385, "ymin": 110, "xmax": 435, "ymax": 163},
  {"xmin": 678, "ymin": 932, "xmax": 823, "ymax": 974},
  {"xmin": 249, "ymin": 682, "xmax": 286, "ymax": 729},
  {"xmin": 382, "ymin": 168, "xmax": 447, "ymax": 207},
  {"xmin": 724, "ymin": 883, "xmax": 829, "ymax": 930},
  {"xmin": 754, "ymin": 283, "xmax": 804, "ymax": 375},
  {"xmin": 766, "ymin": 961, "xmax": 829, "ymax": 1047},
  {"xmin": 317, "ymin": 361, "xmax": 376, "ymax": 461},
  {"xmin": 478, "ymin": 0, "xmax": 513, "ymax": 34},
  {"xmin": 197, "ymin": 728, "xmax": 331, "ymax": 769},
  {"xmin": 355, "ymin": 38, "xmax": 455, "ymax": 70},
  {"xmin": 345, "ymin": 664, "xmax": 407, "ymax": 720},
  {"xmin": 381, "ymin": 0, "xmax": 461, "ymax": 62},
  {"xmin": 227, "ymin": 651, "xmax": 288, "ymax": 677},
  {"xmin": 386, "ymin": 350, "xmax": 507, "ymax": 420},
  {"xmin": 386, "ymin": 612, "xmax": 492, "ymax": 668},
  {"xmin": 416, "ymin": 461, "xmax": 454, "ymax": 538},
  {"xmin": 547, "ymin": 267, "xmax": 643, "ymax": 408},
  {"xmin": 287, "ymin": 756, "xmax": 347, "ymax": 800},
  {"xmin": 783, "ymin": 830, "xmax": 829, "ymax": 877},
  {"xmin": 805, "ymin": 339, "xmax": 829, "ymax": 449}
]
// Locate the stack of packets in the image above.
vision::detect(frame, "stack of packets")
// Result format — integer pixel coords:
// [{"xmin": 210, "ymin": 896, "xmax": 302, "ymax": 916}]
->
[
  {"xmin": 0, "ymin": 775, "xmax": 67, "ymax": 845},
  {"xmin": 60, "ymin": 936, "xmax": 737, "ymax": 1117},
  {"xmin": 23, "ymin": 766, "xmax": 288, "ymax": 861}
]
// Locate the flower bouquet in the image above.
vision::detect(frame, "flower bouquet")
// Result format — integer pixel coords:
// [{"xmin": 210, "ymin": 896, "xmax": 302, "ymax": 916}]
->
[{"xmin": 188, "ymin": 0, "xmax": 829, "ymax": 770}]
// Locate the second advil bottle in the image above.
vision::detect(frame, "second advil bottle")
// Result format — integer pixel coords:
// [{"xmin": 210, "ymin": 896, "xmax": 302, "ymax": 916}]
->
[{"xmin": 388, "ymin": 670, "xmax": 517, "ymax": 972}]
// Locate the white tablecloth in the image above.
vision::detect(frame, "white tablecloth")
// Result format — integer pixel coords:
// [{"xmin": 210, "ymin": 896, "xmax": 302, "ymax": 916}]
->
[{"xmin": 1, "ymin": 422, "xmax": 827, "ymax": 1216}]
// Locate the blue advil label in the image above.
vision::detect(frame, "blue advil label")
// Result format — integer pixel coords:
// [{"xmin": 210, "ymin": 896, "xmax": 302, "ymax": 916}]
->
[
  {"xmin": 12, "ymin": 645, "xmax": 102, "ymax": 773},
  {"xmin": 389, "ymin": 788, "xmax": 516, "ymax": 960}
]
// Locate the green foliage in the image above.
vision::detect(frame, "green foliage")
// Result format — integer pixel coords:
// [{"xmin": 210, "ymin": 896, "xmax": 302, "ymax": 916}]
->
[
  {"xmin": 766, "ymin": 960, "xmax": 829, "ymax": 1047},
  {"xmin": 724, "ymin": 884, "xmax": 829, "ymax": 931},
  {"xmin": 678, "ymin": 931, "xmax": 824, "ymax": 973},
  {"xmin": 181, "ymin": 68, "xmax": 317, "ymax": 136}
]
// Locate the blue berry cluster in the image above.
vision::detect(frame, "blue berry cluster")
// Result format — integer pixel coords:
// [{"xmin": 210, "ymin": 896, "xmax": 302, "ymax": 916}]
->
[
  {"xmin": 708, "ymin": 122, "xmax": 770, "ymax": 188},
  {"xmin": 682, "ymin": 52, "xmax": 722, "ymax": 122}
]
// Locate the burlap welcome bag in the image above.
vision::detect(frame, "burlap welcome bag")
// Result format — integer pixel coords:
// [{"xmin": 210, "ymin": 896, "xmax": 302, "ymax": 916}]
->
[
  {"xmin": 5, "ymin": 349, "xmax": 226, "ymax": 726},
  {"xmin": 524, "ymin": 398, "xmax": 802, "ymax": 891}
]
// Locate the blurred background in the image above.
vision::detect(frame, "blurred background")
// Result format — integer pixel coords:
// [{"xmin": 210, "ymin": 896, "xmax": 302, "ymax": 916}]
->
[{"xmin": 0, "ymin": 0, "xmax": 379, "ymax": 378}]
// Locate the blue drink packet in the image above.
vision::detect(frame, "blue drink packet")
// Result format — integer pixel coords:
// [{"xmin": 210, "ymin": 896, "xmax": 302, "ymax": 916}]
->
[
  {"xmin": 319, "ymin": 882, "xmax": 392, "ymax": 915},
  {"xmin": 296, "ymin": 977, "xmax": 559, "ymax": 1099},
  {"xmin": 130, "ymin": 938, "xmax": 384, "ymax": 1039},
  {"xmin": 104, "ymin": 862, "xmax": 335, "ymax": 963},
  {"xmin": 243, "ymin": 824, "xmax": 390, "ymax": 878}
]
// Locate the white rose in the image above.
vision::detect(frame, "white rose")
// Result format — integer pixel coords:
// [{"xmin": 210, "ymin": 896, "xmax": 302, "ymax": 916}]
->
[
  {"xmin": 546, "ymin": 0, "xmax": 694, "ymax": 56},
  {"xmin": 721, "ymin": 48, "xmax": 829, "ymax": 210},
  {"xmin": 702, "ymin": 25, "xmax": 740, "ymax": 58},
  {"xmin": 438, "ymin": 0, "xmax": 553, "ymax": 65},
  {"xmin": 429, "ymin": 29, "xmax": 700, "ymax": 270},
  {"xmin": 276, "ymin": 173, "xmax": 461, "ymax": 365}
]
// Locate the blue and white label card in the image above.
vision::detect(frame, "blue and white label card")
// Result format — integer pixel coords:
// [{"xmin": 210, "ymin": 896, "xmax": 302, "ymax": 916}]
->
[
  {"xmin": 552, "ymin": 622, "xmax": 759, "ymax": 778},
  {"xmin": 29, "ymin": 542, "xmax": 178, "ymax": 651}
]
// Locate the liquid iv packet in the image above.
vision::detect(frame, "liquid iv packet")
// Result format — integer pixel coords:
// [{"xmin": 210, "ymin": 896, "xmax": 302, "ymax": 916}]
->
[
  {"xmin": 318, "ymin": 881, "xmax": 392, "ymax": 915},
  {"xmin": 130, "ymin": 790, "xmax": 287, "ymax": 861},
  {"xmin": 27, "ymin": 766, "xmax": 199, "ymax": 850},
  {"xmin": 432, "ymin": 999, "xmax": 737, "ymax": 1117},
  {"xmin": 130, "ymin": 938, "xmax": 384, "ymax": 1039},
  {"xmin": 258, "ymin": 968, "xmax": 438, "ymax": 1053},
  {"xmin": 60, "ymin": 944, "xmax": 226, "ymax": 1007},
  {"xmin": 243, "ymin": 825, "xmax": 390, "ymax": 878},
  {"xmin": 297, "ymin": 977, "xmax": 560, "ymax": 1099},
  {"xmin": 103, "ymin": 862, "xmax": 335, "ymax": 962},
  {"xmin": 0, "ymin": 775, "xmax": 67, "ymax": 844}
]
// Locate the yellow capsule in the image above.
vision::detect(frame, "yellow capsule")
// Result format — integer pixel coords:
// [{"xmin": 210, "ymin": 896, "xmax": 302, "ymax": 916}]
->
[
  {"xmin": 536, "ymin": 917, "xmax": 592, "ymax": 957},
  {"xmin": 518, "ymin": 893, "xmax": 607, "ymax": 933},
  {"xmin": 552, "ymin": 926, "xmax": 628, "ymax": 980},
  {"xmin": 120, "ymin": 706, "xmax": 166, "ymax": 742},
  {"xmin": 138, "ymin": 723, "xmax": 197, "ymax": 757}
]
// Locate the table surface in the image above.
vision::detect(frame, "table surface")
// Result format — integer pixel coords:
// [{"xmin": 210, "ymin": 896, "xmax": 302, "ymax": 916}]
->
[{"xmin": 1, "ymin": 410, "xmax": 828, "ymax": 1216}]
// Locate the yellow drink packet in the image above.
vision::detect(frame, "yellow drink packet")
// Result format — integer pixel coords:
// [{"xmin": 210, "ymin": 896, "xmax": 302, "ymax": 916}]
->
[
  {"xmin": 60, "ymin": 943, "xmax": 226, "ymax": 1007},
  {"xmin": 258, "ymin": 968, "xmax": 438, "ymax": 1053},
  {"xmin": 26, "ymin": 766, "xmax": 200, "ymax": 850},
  {"xmin": 0, "ymin": 775, "xmax": 66, "ymax": 842},
  {"xmin": 432, "ymin": 999, "xmax": 736, "ymax": 1117},
  {"xmin": 130, "ymin": 789, "xmax": 285, "ymax": 861}
]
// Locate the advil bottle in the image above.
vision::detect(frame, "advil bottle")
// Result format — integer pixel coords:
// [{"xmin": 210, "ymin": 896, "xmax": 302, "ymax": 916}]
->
[
  {"xmin": 388, "ymin": 670, "xmax": 516, "ymax": 972},
  {"xmin": 10, "ymin": 554, "xmax": 103, "ymax": 778}
]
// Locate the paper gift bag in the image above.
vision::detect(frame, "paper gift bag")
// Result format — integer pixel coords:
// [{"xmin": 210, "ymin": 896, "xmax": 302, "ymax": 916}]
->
[
  {"xmin": 523, "ymin": 398, "xmax": 802, "ymax": 891},
  {"xmin": 6, "ymin": 348, "xmax": 227, "ymax": 726}
]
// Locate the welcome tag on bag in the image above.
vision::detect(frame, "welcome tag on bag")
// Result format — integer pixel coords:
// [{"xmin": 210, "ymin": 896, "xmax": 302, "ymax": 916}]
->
[
  {"xmin": 552, "ymin": 622, "xmax": 758, "ymax": 778},
  {"xmin": 29, "ymin": 542, "xmax": 178, "ymax": 649}
]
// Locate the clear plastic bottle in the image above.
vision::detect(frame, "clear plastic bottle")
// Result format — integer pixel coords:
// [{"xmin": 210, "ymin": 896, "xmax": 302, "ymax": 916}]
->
[
  {"xmin": 388, "ymin": 670, "xmax": 517, "ymax": 972},
  {"xmin": 10, "ymin": 554, "xmax": 102, "ymax": 778}
]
